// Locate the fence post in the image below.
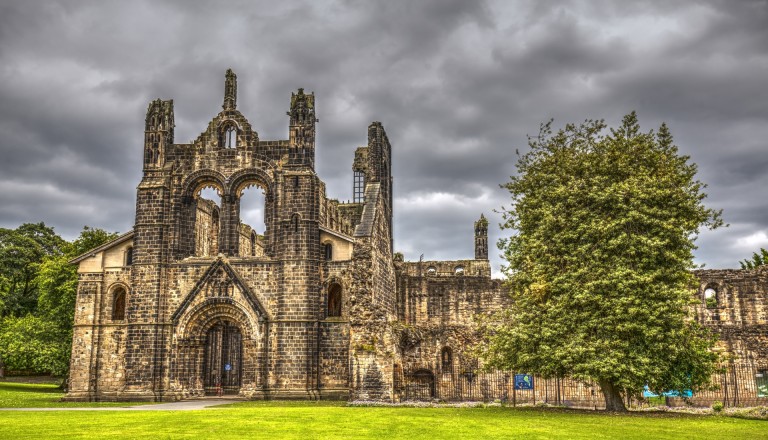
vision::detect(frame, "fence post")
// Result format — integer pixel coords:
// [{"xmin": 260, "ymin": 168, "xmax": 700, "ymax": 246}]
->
[
  {"xmin": 732, "ymin": 363, "xmax": 739, "ymax": 407},
  {"xmin": 512, "ymin": 371, "xmax": 516, "ymax": 407}
]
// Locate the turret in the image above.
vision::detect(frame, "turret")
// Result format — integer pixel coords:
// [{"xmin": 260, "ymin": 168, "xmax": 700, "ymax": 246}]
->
[
  {"xmin": 367, "ymin": 122, "xmax": 393, "ymax": 248},
  {"xmin": 287, "ymin": 88, "xmax": 317, "ymax": 168},
  {"xmin": 144, "ymin": 99, "xmax": 174, "ymax": 170},
  {"xmin": 474, "ymin": 214, "xmax": 488, "ymax": 260},
  {"xmin": 223, "ymin": 68, "xmax": 237, "ymax": 110}
]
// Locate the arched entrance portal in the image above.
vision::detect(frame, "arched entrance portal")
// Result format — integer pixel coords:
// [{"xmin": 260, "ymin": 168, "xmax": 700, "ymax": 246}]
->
[{"xmin": 203, "ymin": 321, "xmax": 242, "ymax": 395}]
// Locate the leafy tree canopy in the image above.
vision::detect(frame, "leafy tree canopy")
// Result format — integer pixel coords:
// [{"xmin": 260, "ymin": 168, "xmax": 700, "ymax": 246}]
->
[
  {"xmin": 482, "ymin": 113, "xmax": 723, "ymax": 411},
  {"xmin": 740, "ymin": 248, "xmax": 768, "ymax": 270},
  {"xmin": 0, "ymin": 223, "xmax": 67, "ymax": 317},
  {"xmin": 0, "ymin": 225, "xmax": 117, "ymax": 378},
  {"xmin": 0, "ymin": 315, "xmax": 70, "ymax": 376}
]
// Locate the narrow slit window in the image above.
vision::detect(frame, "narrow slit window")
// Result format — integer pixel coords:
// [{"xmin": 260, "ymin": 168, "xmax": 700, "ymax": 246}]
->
[
  {"xmin": 125, "ymin": 247, "xmax": 133, "ymax": 266},
  {"xmin": 328, "ymin": 284, "xmax": 342, "ymax": 317},
  {"xmin": 112, "ymin": 288, "xmax": 126, "ymax": 321}
]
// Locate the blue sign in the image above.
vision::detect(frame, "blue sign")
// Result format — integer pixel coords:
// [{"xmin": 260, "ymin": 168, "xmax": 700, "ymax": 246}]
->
[
  {"xmin": 224, "ymin": 364, "xmax": 232, "ymax": 372},
  {"xmin": 514, "ymin": 374, "xmax": 533, "ymax": 390}
]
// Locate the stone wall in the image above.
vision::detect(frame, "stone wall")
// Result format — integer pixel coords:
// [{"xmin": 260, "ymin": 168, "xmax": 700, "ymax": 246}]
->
[{"xmin": 694, "ymin": 268, "xmax": 768, "ymax": 369}]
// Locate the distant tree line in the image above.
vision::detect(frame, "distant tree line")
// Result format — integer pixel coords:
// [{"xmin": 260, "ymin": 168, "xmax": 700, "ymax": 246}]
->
[{"xmin": 0, "ymin": 223, "xmax": 116, "ymax": 382}]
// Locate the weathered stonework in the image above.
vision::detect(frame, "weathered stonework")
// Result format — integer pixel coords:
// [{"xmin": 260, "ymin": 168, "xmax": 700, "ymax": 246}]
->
[{"xmin": 65, "ymin": 71, "xmax": 768, "ymax": 405}]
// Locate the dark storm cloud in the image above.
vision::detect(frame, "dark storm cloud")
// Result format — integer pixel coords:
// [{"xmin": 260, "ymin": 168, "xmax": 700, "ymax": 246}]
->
[{"xmin": 0, "ymin": 0, "xmax": 766, "ymax": 274}]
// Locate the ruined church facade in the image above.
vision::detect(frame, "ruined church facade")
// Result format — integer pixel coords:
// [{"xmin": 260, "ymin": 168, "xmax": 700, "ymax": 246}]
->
[
  {"xmin": 65, "ymin": 70, "xmax": 505, "ymax": 401},
  {"xmin": 66, "ymin": 71, "xmax": 767, "ymax": 404}
]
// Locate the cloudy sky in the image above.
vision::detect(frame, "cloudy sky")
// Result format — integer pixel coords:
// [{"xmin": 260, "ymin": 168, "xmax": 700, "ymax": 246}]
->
[{"xmin": 0, "ymin": 0, "xmax": 766, "ymax": 275}]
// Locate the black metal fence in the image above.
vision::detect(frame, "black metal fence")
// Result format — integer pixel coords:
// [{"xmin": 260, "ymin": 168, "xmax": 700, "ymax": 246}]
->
[
  {"xmin": 395, "ymin": 363, "xmax": 768, "ymax": 408},
  {"xmin": 675, "ymin": 363, "xmax": 768, "ymax": 408}
]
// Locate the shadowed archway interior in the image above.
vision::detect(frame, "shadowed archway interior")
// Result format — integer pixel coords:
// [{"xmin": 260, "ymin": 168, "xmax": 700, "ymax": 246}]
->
[{"xmin": 203, "ymin": 320, "xmax": 243, "ymax": 395}]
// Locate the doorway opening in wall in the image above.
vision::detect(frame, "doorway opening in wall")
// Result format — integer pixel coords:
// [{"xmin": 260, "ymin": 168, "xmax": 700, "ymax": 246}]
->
[
  {"xmin": 195, "ymin": 186, "xmax": 222, "ymax": 257},
  {"xmin": 406, "ymin": 369, "xmax": 436, "ymax": 400},
  {"xmin": 203, "ymin": 320, "xmax": 242, "ymax": 395},
  {"xmin": 238, "ymin": 184, "xmax": 266, "ymax": 257}
]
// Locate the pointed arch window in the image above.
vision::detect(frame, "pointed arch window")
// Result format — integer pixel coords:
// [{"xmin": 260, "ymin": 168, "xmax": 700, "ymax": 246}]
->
[
  {"xmin": 112, "ymin": 287, "xmax": 127, "ymax": 321},
  {"xmin": 220, "ymin": 123, "xmax": 238, "ymax": 148},
  {"xmin": 324, "ymin": 242, "xmax": 333, "ymax": 261}
]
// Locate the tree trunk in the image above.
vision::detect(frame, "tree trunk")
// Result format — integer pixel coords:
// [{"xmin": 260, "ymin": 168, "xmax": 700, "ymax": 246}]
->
[{"xmin": 599, "ymin": 379, "xmax": 628, "ymax": 412}]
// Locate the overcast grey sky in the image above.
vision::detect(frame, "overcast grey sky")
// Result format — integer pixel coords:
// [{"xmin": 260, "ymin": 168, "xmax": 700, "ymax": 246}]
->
[{"xmin": 0, "ymin": 0, "xmax": 766, "ymax": 275}]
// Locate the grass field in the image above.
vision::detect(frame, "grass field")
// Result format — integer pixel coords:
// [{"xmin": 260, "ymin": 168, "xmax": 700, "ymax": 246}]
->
[
  {"xmin": 1, "ymin": 381, "xmax": 766, "ymax": 439},
  {"xmin": 0, "ymin": 381, "xmax": 147, "ymax": 408}
]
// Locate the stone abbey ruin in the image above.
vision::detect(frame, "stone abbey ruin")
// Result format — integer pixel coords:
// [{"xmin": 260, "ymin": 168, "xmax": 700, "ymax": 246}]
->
[{"xmin": 66, "ymin": 71, "xmax": 767, "ymax": 406}]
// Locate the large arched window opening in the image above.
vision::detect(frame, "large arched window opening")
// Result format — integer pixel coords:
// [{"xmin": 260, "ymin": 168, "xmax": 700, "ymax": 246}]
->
[
  {"xmin": 238, "ymin": 183, "xmax": 267, "ymax": 257},
  {"xmin": 195, "ymin": 186, "xmax": 222, "ymax": 257},
  {"xmin": 328, "ymin": 283, "xmax": 342, "ymax": 318},
  {"xmin": 112, "ymin": 287, "xmax": 127, "ymax": 321}
]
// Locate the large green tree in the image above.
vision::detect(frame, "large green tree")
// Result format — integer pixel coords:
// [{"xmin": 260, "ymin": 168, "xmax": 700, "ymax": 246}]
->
[{"xmin": 482, "ymin": 113, "xmax": 723, "ymax": 411}]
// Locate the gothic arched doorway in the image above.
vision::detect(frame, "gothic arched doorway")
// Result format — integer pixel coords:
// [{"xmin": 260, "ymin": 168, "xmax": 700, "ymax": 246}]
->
[{"xmin": 203, "ymin": 320, "xmax": 242, "ymax": 395}]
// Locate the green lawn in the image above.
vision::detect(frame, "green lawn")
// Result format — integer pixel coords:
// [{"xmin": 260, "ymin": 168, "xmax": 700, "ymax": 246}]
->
[
  {"xmin": 0, "ymin": 381, "xmax": 148, "ymax": 408},
  {"xmin": 1, "ymin": 382, "xmax": 766, "ymax": 439}
]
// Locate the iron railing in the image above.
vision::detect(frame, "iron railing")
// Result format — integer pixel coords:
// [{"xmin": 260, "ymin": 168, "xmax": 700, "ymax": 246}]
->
[{"xmin": 394, "ymin": 363, "xmax": 768, "ymax": 408}]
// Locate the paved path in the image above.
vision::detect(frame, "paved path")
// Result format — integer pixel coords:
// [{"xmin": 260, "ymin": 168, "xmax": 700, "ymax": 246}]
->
[{"xmin": 0, "ymin": 398, "xmax": 243, "ymax": 411}]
